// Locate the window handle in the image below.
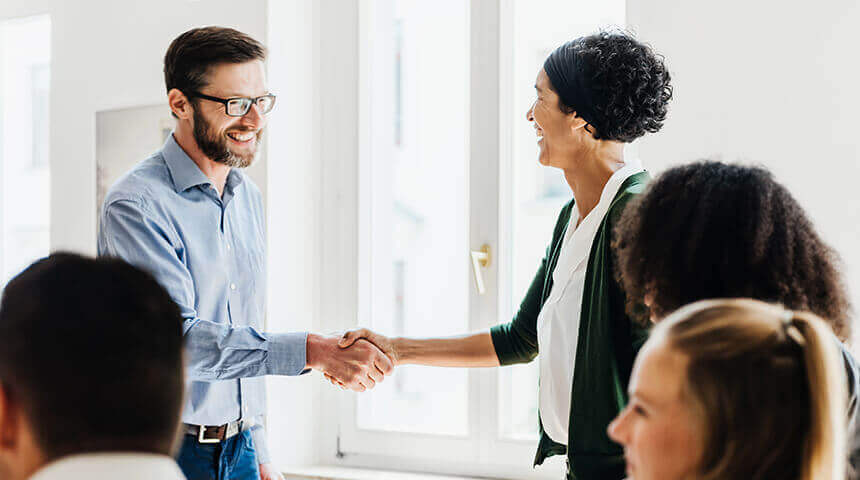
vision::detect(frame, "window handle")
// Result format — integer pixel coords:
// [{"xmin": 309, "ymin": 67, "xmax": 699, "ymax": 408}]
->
[{"xmin": 470, "ymin": 244, "xmax": 491, "ymax": 295}]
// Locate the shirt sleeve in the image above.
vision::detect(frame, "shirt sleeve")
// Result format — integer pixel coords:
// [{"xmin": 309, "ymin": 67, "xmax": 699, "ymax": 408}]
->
[
  {"xmin": 489, "ymin": 245, "xmax": 546, "ymax": 365},
  {"xmin": 250, "ymin": 419, "xmax": 272, "ymax": 464},
  {"xmin": 490, "ymin": 202, "xmax": 573, "ymax": 366},
  {"xmin": 99, "ymin": 199, "xmax": 308, "ymax": 379}
]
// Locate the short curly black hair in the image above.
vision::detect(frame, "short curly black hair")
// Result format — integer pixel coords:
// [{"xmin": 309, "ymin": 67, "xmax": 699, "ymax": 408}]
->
[
  {"xmin": 544, "ymin": 30, "xmax": 673, "ymax": 143},
  {"xmin": 614, "ymin": 161, "xmax": 852, "ymax": 341}
]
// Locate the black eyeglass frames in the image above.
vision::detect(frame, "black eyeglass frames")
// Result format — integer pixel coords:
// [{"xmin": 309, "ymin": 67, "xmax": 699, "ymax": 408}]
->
[{"xmin": 190, "ymin": 92, "xmax": 277, "ymax": 117}]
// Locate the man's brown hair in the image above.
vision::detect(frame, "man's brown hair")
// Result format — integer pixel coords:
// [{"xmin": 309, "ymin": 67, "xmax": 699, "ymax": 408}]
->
[{"xmin": 164, "ymin": 26, "xmax": 266, "ymax": 96}]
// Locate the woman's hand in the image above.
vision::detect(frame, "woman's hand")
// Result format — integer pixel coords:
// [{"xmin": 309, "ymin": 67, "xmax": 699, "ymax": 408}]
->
[
  {"xmin": 259, "ymin": 463, "xmax": 284, "ymax": 480},
  {"xmin": 307, "ymin": 334, "xmax": 394, "ymax": 391},
  {"xmin": 337, "ymin": 330, "xmax": 500, "ymax": 368},
  {"xmin": 339, "ymin": 328, "xmax": 401, "ymax": 365}
]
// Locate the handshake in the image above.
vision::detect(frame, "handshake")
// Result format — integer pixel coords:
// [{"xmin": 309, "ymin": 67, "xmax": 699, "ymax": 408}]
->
[{"xmin": 305, "ymin": 328, "xmax": 398, "ymax": 392}]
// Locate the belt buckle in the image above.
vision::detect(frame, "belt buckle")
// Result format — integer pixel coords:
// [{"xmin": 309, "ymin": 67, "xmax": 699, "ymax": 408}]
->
[
  {"xmin": 198, "ymin": 425, "xmax": 220, "ymax": 444},
  {"xmin": 226, "ymin": 421, "xmax": 240, "ymax": 439}
]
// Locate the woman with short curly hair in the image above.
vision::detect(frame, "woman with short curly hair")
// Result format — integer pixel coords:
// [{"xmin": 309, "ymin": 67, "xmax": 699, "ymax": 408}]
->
[{"xmin": 338, "ymin": 30, "xmax": 672, "ymax": 480}]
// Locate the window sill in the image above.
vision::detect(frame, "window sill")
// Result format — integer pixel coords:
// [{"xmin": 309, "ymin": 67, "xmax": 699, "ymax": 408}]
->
[{"xmin": 282, "ymin": 466, "xmax": 501, "ymax": 480}]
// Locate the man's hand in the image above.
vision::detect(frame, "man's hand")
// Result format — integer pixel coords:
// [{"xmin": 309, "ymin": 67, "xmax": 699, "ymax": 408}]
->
[
  {"xmin": 259, "ymin": 463, "xmax": 284, "ymax": 480},
  {"xmin": 306, "ymin": 334, "xmax": 393, "ymax": 391},
  {"xmin": 338, "ymin": 328, "xmax": 400, "ymax": 365}
]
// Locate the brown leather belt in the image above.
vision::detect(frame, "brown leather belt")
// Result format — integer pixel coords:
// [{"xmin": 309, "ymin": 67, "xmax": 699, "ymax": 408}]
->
[{"xmin": 184, "ymin": 420, "xmax": 246, "ymax": 444}]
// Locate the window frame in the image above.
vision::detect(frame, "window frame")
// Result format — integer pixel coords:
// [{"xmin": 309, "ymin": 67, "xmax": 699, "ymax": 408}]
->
[
  {"xmin": 315, "ymin": 0, "xmax": 614, "ymax": 477},
  {"xmin": 323, "ymin": 1, "xmax": 562, "ymax": 478}
]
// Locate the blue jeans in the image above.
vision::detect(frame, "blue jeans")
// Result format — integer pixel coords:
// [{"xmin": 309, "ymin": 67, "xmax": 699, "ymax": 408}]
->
[{"xmin": 177, "ymin": 430, "xmax": 260, "ymax": 480}]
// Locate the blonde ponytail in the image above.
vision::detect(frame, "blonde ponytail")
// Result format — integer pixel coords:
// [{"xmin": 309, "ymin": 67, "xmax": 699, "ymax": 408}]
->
[
  {"xmin": 655, "ymin": 299, "xmax": 848, "ymax": 480},
  {"xmin": 790, "ymin": 312, "xmax": 847, "ymax": 480}
]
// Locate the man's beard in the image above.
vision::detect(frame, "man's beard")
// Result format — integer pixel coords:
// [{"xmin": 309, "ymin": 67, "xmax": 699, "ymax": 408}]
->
[{"xmin": 192, "ymin": 108, "xmax": 263, "ymax": 168}]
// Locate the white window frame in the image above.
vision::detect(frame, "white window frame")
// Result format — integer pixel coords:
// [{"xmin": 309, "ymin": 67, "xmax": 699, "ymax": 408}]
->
[{"xmin": 316, "ymin": 0, "xmax": 564, "ymax": 477}]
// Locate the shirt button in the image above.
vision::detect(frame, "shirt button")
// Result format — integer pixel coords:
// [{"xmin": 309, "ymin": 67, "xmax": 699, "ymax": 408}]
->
[
  {"xmin": 226, "ymin": 243, "xmax": 231, "ymax": 250},
  {"xmin": 230, "ymin": 283, "xmax": 237, "ymax": 291}
]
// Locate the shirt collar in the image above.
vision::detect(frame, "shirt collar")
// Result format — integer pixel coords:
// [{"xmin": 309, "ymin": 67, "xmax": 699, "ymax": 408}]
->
[
  {"xmin": 570, "ymin": 157, "xmax": 645, "ymax": 229},
  {"xmin": 598, "ymin": 157, "xmax": 644, "ymax": 208},
  {"xmin": 225, "ymin": 165, "xmax": 245, "ymax": 195},
  {"xmin": 162, "ymin": 133, "xmax": 245, "ymax": 194},
  {"xmin": 29, "ymin": 453, "xmax": 186, "ymax": 480}
]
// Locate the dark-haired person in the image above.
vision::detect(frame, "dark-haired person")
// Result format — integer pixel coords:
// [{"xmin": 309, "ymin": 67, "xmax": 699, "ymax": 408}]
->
[
  {"xmin": 98, "ymin": 27, "xmax": 393, "ymax": 480},
  {"xmin": 0, "ymin": 254, "xmax": 186, "ymax": 480},
  {"xmin": 613, "ymin": 161, "xmax": 860, "ymax": 476},
  {"xmin": 338, "ymin": 31, "xmax": 672, "ymax": 480}
]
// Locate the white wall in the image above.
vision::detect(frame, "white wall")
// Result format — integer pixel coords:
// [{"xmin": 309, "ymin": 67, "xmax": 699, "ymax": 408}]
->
[
  {"xmin": 0, "ymin": 0, "xmax": 268, "ymax": 255},
  {"xmin": 627, "ymin": 0, "xmax": 860, "ymax": 326},
  {"xmin": 0, "ymin": 14, "xmax": 51, "ymax": 282},
  {"xmin": 265, "ymin": 0, "xmax": 324, "ymax": 467}
]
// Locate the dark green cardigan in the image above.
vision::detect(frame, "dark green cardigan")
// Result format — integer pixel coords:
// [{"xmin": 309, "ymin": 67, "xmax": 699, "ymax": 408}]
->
[{"xmin": 490, "ymin": 172, "xmax": 651, "ymax": 480}]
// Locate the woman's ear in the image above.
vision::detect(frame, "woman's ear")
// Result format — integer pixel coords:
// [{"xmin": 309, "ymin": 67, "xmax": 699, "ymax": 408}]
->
[{"xmin": 568, "ymin": 114, "xmax": 589, "ymax": 134}]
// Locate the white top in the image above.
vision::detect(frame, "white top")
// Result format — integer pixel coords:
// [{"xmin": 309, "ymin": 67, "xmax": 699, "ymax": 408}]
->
[
  {"xmin": 536, "ymin": 159, "xmax": 644, "ymax": 445},
  {"xmin": 29, "ymin": 453, "xmax": 186, "ymax": 480}
]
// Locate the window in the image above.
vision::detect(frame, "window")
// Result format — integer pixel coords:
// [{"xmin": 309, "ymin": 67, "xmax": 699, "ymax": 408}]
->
[
  {"xmin": 329, "ymin": 0, "xmax": 624, "ymax": 477},
  {"xmin": 498, "ymin": 0, "xmax": 626, "ymax": 442},
  {"xmin": 0, "ymin": 15, "xmax": 51, "ymax": 287},
  {"xmin": 355, "ymin": 0, "xmax": 470, "ymax": 438}
]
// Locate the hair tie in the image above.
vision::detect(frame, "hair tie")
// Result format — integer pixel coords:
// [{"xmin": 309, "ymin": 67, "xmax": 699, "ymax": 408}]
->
[
  {"xmin": 781, "ymin": 310, "xmax": 806, "ymax": 347},
  {"xmin": 781, "ymin": 309, "xmax": 794, "ymax": 327}
]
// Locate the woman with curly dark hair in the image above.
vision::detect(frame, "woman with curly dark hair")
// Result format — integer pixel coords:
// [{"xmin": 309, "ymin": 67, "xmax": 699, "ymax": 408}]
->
[
  {"xmin": 615, "ymin": 161, "xmax": 851, "ymax": 336},
  {"xmin": 338, "ymin": 30, "xmax": 672, "ymax": 480},
  {"xmin": 614, "ymin": 161, "xmax": 860, "ymax": 477}
]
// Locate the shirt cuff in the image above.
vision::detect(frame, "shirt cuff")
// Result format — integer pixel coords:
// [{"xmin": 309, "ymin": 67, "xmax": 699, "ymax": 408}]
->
[
  {"xmin": 266, "ymin": 331, "xmax": 309, "ymax": 376},
  {"xmin": 250, "ymin": 423, "xmax": 271, "ymax": 464}
]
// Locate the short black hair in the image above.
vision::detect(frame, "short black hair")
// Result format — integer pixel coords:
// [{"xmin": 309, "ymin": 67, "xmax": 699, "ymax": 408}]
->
[
  {"xmin": 544, "ymin": 30, "xmax": 672, "ymax": 142},
  {"xmin": 614, "ymin": 161, "xmax": 852, "ymax": 341},
  {"xmin": 0, "ymin": 253, "xmax": 185, "ymax": 458},
  {"xmin": 164, "ymin": 26, "xmax": 266, "ymax": 95}
]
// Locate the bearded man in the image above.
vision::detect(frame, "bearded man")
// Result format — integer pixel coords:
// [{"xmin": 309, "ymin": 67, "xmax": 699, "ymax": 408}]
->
[{"xmin": 98, "ymin": 26, "xmax": 393, "ymax": 480}]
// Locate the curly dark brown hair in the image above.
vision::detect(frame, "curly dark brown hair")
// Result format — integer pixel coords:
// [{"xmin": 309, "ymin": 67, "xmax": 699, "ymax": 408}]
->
[
  {"xmin": 614, "ymin": 161, "xmax": 852, "ymax": 341},
  {"xmin": 544, "ymin": 30, "xmax": 673, "ymax": 142}
]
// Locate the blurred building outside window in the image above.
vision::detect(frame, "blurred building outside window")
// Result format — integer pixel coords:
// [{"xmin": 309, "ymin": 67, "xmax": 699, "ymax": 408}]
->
[{"xmin": 0, "ymin": 15, "xmax": 51, "ymax": 289}]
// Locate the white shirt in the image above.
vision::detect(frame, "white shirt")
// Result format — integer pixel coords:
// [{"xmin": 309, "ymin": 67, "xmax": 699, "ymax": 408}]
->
[
  {"xmin": 536, "ymin": 159, "xmax": 644, "ymax": 445},
  {"xmin": 29, "ymin": 453, "xmax": 186, "ymax": 480}
]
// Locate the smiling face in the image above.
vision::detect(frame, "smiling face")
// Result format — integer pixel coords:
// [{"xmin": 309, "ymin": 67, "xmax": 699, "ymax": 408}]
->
[
  {"xmin": 190, "ymin": 60, "xmax": 268, "ymax": 168},
  {"xmin": 607, "ymin": 337, "xmax": 703, "ymax": 480},
  {"xmin": 525, "ymin": 68, "xmax": 588, "ymax": 169}
]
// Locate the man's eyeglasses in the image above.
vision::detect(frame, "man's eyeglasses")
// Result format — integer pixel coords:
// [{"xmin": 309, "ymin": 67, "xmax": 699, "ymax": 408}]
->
[{"xmin": 190, "ymin": 92, "xmax": 277, "ymax": 117}]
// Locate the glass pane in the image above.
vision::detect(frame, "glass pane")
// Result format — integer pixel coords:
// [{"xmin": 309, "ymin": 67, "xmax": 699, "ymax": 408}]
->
[
  {"xmin": 498, "ymin": 0, "xmax": 625, "ymax": 440},
  {"xmin": 357, "ymin": 0, "xmax": 469, "ymax": 436},
  {"xmin": 0, "ymin": 15, "xmax": 51, "ymax": 287}
]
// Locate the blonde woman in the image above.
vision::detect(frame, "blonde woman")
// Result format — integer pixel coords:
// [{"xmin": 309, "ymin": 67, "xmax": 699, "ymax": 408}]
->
[{"xmin": 608, "ymin": 299, "xmax": 847, "ymax": 480}]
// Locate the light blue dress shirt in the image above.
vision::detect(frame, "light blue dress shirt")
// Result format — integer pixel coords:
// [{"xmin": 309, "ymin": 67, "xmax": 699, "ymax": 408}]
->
[{"xmin": 98, "ymin": 134, "xmax": 308, "ymax": 463}]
